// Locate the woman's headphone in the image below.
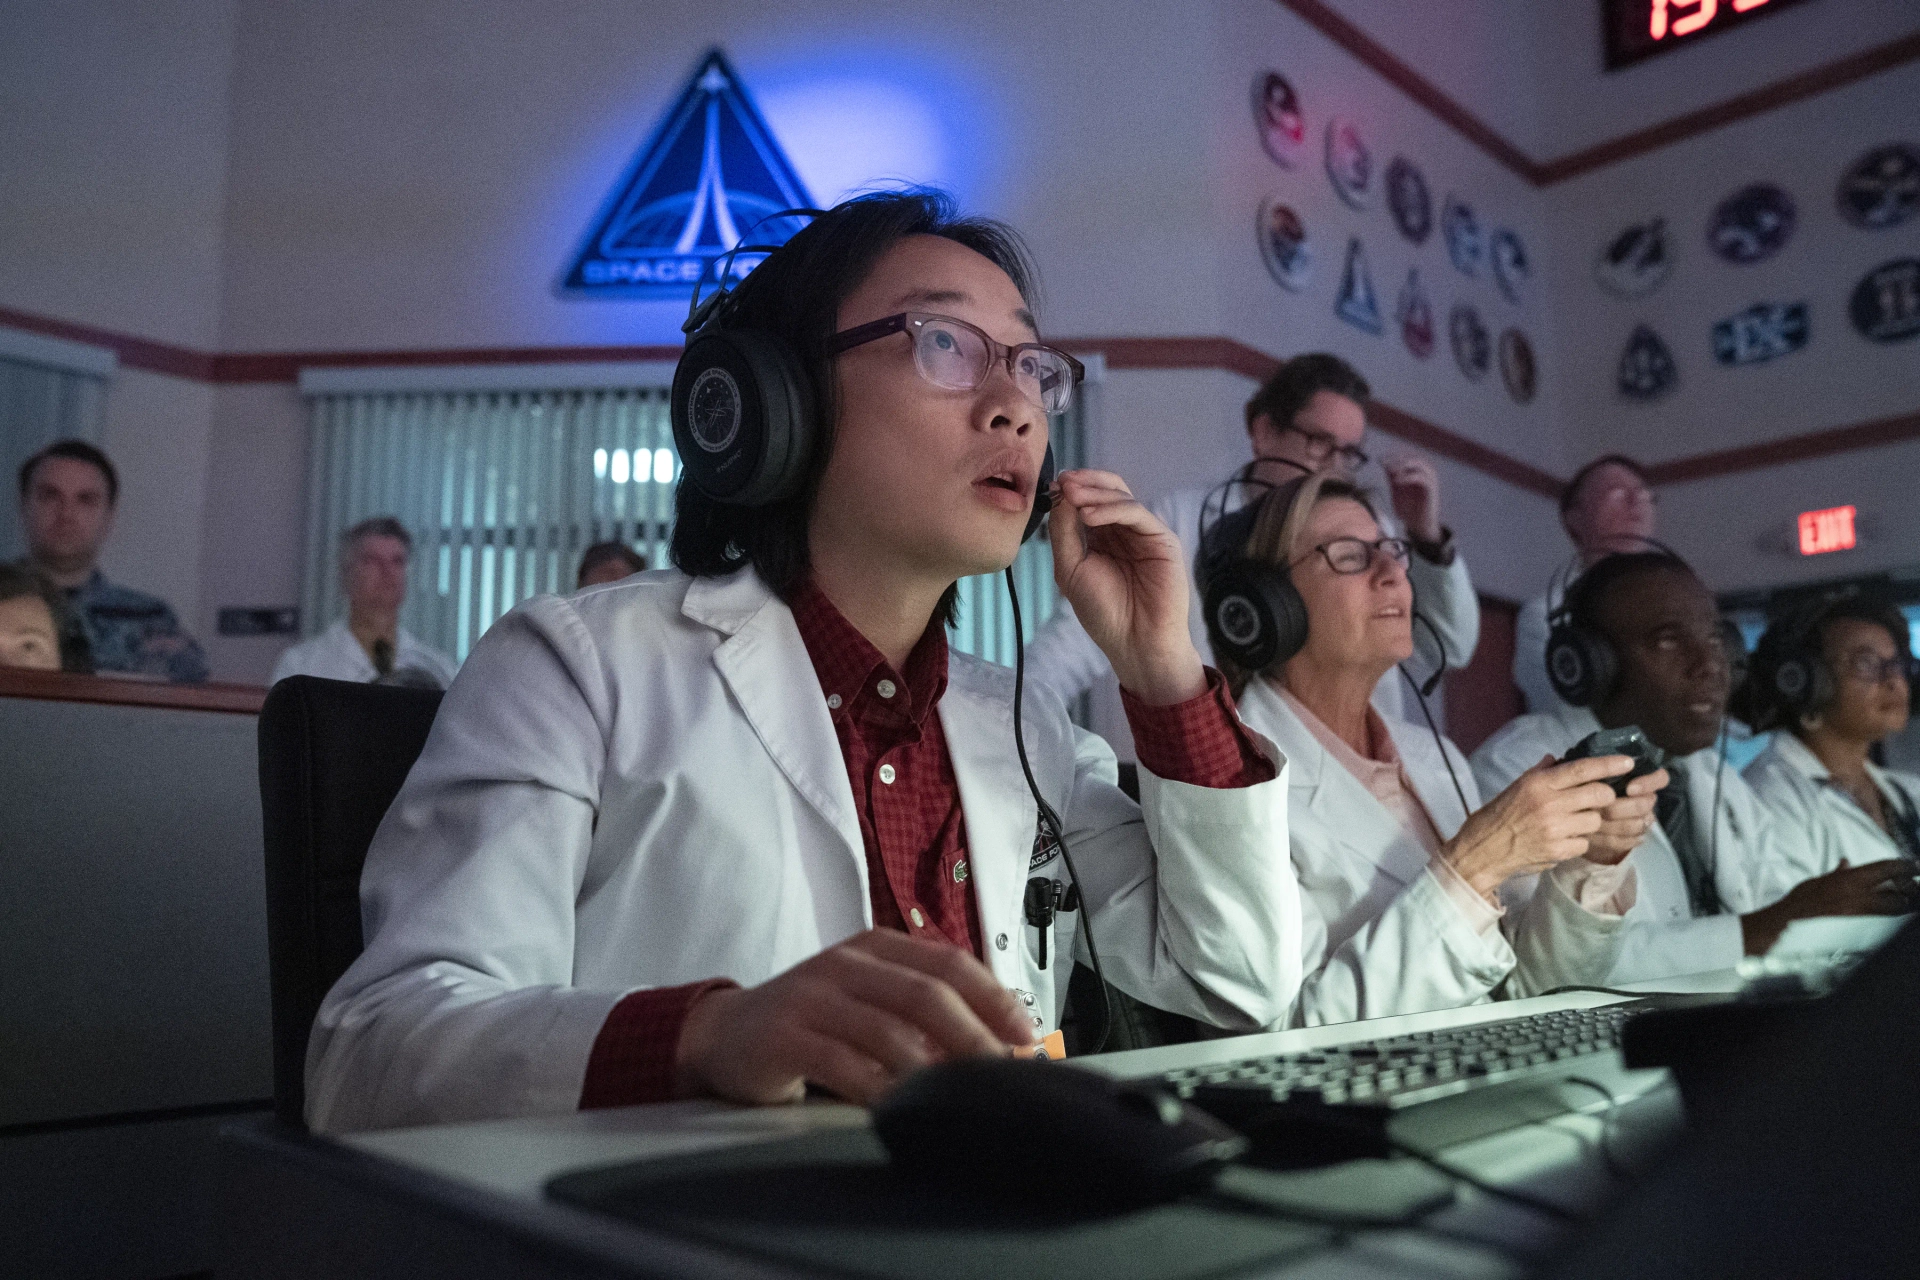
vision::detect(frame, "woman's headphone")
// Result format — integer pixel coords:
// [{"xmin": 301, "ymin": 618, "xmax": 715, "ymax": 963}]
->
[
  {"xmin": 1197, "ymin": 474, "xmax": 1311, "ymax": 672},
  {"xmin": 1740, "ymin": 588, "xmax": 1916, "ymax": 731},
  {"xmin": 669, "ymin": 223, "xmax": 1054, "ymax": 543},
  {"xmin": 1544, "ymin": 542, "xmax": 1741, "ymax": 707}
]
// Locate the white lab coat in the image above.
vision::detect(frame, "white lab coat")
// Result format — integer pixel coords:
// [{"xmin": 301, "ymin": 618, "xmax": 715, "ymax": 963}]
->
[
  {"xmin": 1744, "ymin": 732, "xmax": 1920, "ymax": 876},
  {"xmin": 270, "ymin": 618, "xmax": 458, "ymax": 689},
  {"xmin": 1236, "ymin": 679, "xmax": 1631, "ymax": 1026},
  {"xmin": 306, "ymin": 568, "xmax": 1301, "ymax": 1133},
  {"xmin": 1024, "ymin": 484, "xmax": 1481, "ymax": 724},
  {"xmin": 1470, "ymin": 703, "xmax": 1819, "ymax": 983}
]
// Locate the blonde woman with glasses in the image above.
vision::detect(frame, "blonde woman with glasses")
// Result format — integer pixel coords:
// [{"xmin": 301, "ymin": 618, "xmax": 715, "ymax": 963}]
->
[{"xmin": 1221, "ymin": 474, "xmax": 1668, "ymax": 1027}]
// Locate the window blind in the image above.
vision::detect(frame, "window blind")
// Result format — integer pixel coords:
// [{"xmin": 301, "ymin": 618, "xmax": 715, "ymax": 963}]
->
[{"xmin": 299, "ymin": 376, "xmax": 1089, "ymax": 668}]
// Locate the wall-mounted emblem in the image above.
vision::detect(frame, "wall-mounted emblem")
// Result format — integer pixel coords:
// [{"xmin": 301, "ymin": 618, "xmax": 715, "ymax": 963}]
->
[
  {"xmin": 1397, "ymin": 269, "xmax": 1434, "ymax": 358},
  {"xmin": 1335, "ymin": 238, "xmax": 1383, "ymax": 334},
  {"xmin": 1449, "ymin": 304, "xmax": 1490, "ymax": 380},
  {"xmin": 1618, "ymin": 325, "xmax": 1678, "ymax": 400},
  {"xmin": 1837, "ymin": 143, "xmax": 1920, "ymax": 231},
  {"xmin": 1325, "ymin": 118, "xmax": 1373, "ymax": 210},
  {"xmin": 1849, "ymin": 258, "xmax": 1920, "ymax": 344},
  {"xmin": 561, "ymin": 49, "xmax": 813, "ymax": 296},
  {"xmin": 1596, "ymin": 217, "xmax": 1672, "ymax": 297},
  {"xmin": 1706, "ymin": 183, "xmax": 1795, "ymax": 265},
  {"xmin": 1490, "ymin": 229, "xmax": 1529, "ymax": 305},
  {"xmin": 1257, "ymin": 198, "xmax": 1313, "ymax": 291},
  {"xmin": 1711, "ymin": 302, "xmax": 1810, "ymax": 366},
  {"xmin": 1253, "ymin": 72, "xmax": 1307, "ymax": 168},
  {"xmin": 1442, "ymin": 195, "xmax": 1483, "ymax": 277},
  {"xmin": 1499, "ymin": 329, "xmax": 1536, "ymax": 404},
  {"xmin": 1386, "ymin": 157, "xmax": 1432, "ymax": 245}
]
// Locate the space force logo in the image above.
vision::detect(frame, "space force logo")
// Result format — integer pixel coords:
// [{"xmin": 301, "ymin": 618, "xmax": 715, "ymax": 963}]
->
[{"xmin": 562, "ymin": 49, "xmax": 814, "ymax": 296}]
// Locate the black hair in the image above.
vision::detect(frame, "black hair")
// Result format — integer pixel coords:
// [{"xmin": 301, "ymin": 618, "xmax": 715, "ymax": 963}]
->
[
  {"xmin": 668, "ymin": 188, "xmax": 1040, "ymax": 625},
  {"xmin": 18, "ymin": 439, "xmax": 118, "ymax": 505},
  {"xmin": 1243, "ymin": 353, "xmax": 1370, "ymax": 433},
  {"xmin": 576, "ymin": 540, "xmax": 648, "ymax": 585},
  {"xmin": 1559, "ymin": 453, "xmax": 1648, "ymax": 515},
  {"xmin": 1566, "ymin": 550, "xmax": 1698, "ymax": 645},
  {"xmin": 0, "ymin": 561, "xmax": 89, "ymax": 673},
  {"xmin": 1738, "ymin": 592, "xmax": 1913, "ymax": 730}
]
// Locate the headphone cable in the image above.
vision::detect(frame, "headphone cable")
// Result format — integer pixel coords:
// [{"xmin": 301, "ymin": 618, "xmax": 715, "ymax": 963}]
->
[
  {"xmin": 1401, "ymin": 613, "xmax": 1472, "ymax": 819},
  {"xmin": 1006, "ymin": 566, "xmax": 1111, "ymax": 1055}
]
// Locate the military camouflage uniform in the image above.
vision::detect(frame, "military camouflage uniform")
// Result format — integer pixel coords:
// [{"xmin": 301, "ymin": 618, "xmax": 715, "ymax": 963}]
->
[{"xmin": 57, "ymin": 569, "xmax": 210, "ymax": 683}]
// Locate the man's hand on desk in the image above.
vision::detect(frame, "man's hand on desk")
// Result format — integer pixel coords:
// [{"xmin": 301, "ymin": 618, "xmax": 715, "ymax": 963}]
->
[
  {"xmin": 1740, "ymin": 859, "xmax": 1914, "ymax": 956},
  {"xmin": 672, "ymin": 929, "xmax": 1038, "ymax": 1106}
]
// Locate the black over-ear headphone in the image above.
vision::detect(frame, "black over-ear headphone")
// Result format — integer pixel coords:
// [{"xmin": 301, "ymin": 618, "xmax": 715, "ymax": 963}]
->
[
  {"xmin": 669, "ymin": 225, "xmax": 1055, "ymax": 543},
  {"xmin": 1198, "ymin": 475, "xmax": 1311, "ymax": 672},
  {"xmin": 1744, "ymin": 588, "xmax": 1916, "ymax": 731},
  {"xmin": 1545, "ymin": 543, "xmax": 1704, "ymax": 707}
]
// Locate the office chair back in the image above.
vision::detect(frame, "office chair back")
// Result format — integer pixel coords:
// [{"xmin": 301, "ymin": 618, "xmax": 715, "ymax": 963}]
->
[{"xmin": 258, "ymin": 675, "xmax": 443, "ymax": 1128}]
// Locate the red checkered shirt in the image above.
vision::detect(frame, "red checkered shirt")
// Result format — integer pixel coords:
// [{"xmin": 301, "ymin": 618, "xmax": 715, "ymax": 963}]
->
[{"xmin": 580, "ymin": 578, "xmax": 1275, "ymax": 1108}]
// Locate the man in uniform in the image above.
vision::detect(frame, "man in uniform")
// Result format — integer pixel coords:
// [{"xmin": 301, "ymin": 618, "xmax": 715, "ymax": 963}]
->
[{"xmin": 16, "ymin": 440, "xmax": 208, "ymax": 682}]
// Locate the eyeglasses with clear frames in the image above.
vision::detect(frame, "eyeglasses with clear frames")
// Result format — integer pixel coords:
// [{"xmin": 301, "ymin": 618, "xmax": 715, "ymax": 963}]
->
[
  {"xmin": 828, "ymin": 312, "xmax": 1086, "ymax": 415},
  {"xmin": 1839, "ymin": 651, "xmax": 1916, "ymax": 686},
  {"xmin": 1295, "ymin": 536, "xmax": 1411, "ymax": 575}
]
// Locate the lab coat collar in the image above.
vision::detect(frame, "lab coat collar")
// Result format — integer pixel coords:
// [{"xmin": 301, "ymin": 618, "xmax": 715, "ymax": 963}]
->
[
  {"xmin": 1769, "ymin": 730, "xmax": 1917, "ymax": 830},
  {"xmin": 1241, "ymin": 677, "xmax": 1432, "ymax": 887},
  {"xmin": 686, "ymin": 570, "xmax": 870, "ymax": 905},
  {"xmin": 1384, "ymin": 715, "xmax": 1472, "ymax": 838}
]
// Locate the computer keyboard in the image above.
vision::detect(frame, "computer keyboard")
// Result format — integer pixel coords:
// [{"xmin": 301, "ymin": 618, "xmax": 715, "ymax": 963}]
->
[{"xmin": 1138, "ymin": 1001, "xmax": 1669, "ymax": 1160}]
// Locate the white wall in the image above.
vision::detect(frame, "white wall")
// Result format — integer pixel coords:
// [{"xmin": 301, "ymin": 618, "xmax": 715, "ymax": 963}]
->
[
  {"xmin": 213, "ymin": 0, "xmax": 1221, "ymax": 352},
  {"xmin": 0, "ymin": 0, "xmax": 235, "ymax": 347},
  {"xmin": 1540, "ymin": 59, "xmax": 1920, "ymax": 590}
]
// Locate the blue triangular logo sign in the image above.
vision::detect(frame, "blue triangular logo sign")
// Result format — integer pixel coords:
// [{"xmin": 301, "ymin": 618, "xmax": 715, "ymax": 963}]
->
[
  {"xmin": 561, "ymin": 49, "xmax": 814, "ymax": 296},
  {"xmin": 1335, "ymin": 238, "xmax": 1383, "ymax": 335}
]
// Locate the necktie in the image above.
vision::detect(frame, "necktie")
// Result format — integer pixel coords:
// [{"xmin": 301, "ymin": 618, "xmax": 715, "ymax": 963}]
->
[
  {"xmin": 370, "ymin": 637, "xmax": 395, "ymax": 677},
  {"xmin": 1656, "ymin": 761, "xmax": 1722, "ymax": 917}
]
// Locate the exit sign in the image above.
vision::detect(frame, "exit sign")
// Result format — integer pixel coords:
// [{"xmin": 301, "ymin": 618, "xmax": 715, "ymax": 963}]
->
[
  {"xmin": 1797, "ymin": 505, "xmax": 1857, "ymax": 556},
  {"xmin": 1603, "ymin": 0, "xmax": 1812, "ymax": 71}
]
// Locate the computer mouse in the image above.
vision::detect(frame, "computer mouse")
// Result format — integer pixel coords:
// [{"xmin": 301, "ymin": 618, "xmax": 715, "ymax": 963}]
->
[{"xmin": 870, "ymin": 1057, "xmax": 1248, "ymax": 1209}]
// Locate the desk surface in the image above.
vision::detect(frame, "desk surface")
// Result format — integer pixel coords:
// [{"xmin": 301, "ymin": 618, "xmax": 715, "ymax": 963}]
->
[{"xmin": 296, "ymin": 973, "xmax": 1740, "ymax": 1280}]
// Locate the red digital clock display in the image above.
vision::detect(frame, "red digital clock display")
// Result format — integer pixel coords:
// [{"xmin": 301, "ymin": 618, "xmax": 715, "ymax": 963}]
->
[{"xmin": 1603, "ymin": 0, "xmax": 1813, "ymax": 71}]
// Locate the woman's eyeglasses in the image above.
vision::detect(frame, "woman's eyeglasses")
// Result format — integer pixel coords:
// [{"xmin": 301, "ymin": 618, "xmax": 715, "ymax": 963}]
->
[
  {"xmin": 1839, "ymin": 651, "xmax": 1917, "ymax": 686},
  {"xmin": 828, "ymin": 312, "xmax": 1085, "ymax": 415},
  {"xmin": 1296, "ymin": 536, "xmax": 1411, "ymax": 575}
]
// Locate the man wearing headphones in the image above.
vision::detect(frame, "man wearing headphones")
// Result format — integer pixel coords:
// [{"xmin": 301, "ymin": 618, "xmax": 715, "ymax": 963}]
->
[
  {"xmin": 1471, "ymin": 553, "xmax": 1908, "ymax": 981},
  {"xmin": 306, "ymin": 191, "xmax": 1301, "ymax": 1132},
  {"xmin": 1023, "ymin": 354, "xmax": 1478, "ymax": 740}
]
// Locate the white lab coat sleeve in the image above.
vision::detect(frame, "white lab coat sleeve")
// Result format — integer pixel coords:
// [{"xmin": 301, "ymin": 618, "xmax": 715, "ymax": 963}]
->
[
  {"xmin": 1022, "ymin": 598, "xmax": 1111, "ymax": 707},
  {"xmin": 305, "ymin": 595, "xmax": 626, "ymax": 1134},
  {"xmin": 1289, "ymin": 868, "xmax": 1513, "ymax": 1027},
  {"xmin": 1512, "ymin": 594, "xmax": 1559, "ymax": 714},
  {"xmin": 1063, "ymin": 725, "xmax": 1302, "ymax": 1032},
  {"xmin": 1501, "ymin": 863, "xmax": 1633, "ymax": 997},
  {"xmin": 1405, "ymin": 547, "xmax": 1480, "ymax": 677}
]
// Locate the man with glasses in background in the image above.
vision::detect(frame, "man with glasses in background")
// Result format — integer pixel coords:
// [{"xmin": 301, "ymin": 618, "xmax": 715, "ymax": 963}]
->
[{"xmin": 1025, "ymin": 353, "xmax": 1480, "ymax": 727}]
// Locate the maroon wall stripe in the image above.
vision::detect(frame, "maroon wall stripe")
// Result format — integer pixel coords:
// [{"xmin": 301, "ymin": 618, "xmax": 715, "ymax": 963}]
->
[
  {"xmin": 4, "ymin": 308, "xmax": 1913, "ymax": 493},
  {"xmin": 1272, "ymin": 1, "xmax": 1920, "ymax": 188},
  {"xmin": 1644, "ymin": 409, "xmax": 1920, "ymax": 485}
]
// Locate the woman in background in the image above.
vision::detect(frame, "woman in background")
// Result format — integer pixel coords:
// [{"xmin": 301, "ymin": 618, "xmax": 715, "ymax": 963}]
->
[
  {"xmin": 0, "ymin": 561, "xmax": 86, "ymax": 672},
  {"xmin": 1743, "ymin": 595, "xmax": 1920, "ymax": 873},
  {"xmin": 1217, "ymin": 474, "xmax": 1666, "ymax": 1026}
]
